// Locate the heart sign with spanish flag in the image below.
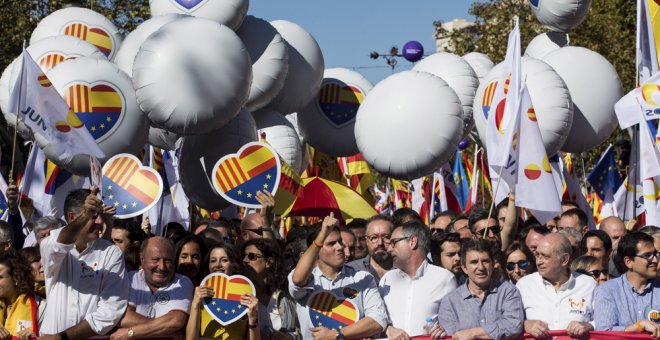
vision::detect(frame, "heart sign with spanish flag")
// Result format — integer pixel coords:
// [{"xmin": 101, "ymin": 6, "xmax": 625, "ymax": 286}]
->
[
  {"xmin": 102, "ymin": 154, "xmax": 163, "ymax": 219},
  {"xmin": 307, "ymin": 291, "xmax": 359, "ymax": 331},
  {"xmin": 211, "ymin": 142, "xmax": 281, "ymax": 208},
  {"xmin": 201, "ymin": 273, "xmax": 256, "ymax": 326}
]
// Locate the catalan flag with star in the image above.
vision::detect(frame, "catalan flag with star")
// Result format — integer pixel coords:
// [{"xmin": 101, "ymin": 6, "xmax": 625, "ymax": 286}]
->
[
  {"xmin": 307, "ymin": 291, "xmax": 358, "ymax": 331},
  {"xmin": 102, "ymin": 154, "xmax": 163, "ymax": 219},
  {"xmin": 202, "ymin": 274, "xmax": 255, "ymax": 325}
]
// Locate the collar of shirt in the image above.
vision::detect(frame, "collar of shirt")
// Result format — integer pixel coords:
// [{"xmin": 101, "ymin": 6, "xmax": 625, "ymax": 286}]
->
[
  {"xmin": 313, "ymin": 265, "xmax": 350, "ymax": 283},
  {"xmin": 623, "ymin": 273, "xmax": 655, "ymax": 296},
  {"xmin": 458, "ymin": 279, "xmax": 500, "ymax": 300},
  {"xmin": 139, "ymin": 269, "xmax": 175, "ymax": 293},
  {"xmin": 540, "ymin": 272, "xmax": 575, "ymax": 292},
  {"xmin": 395, "ymin": 259, "xmax": 429, "ymax": 280}
]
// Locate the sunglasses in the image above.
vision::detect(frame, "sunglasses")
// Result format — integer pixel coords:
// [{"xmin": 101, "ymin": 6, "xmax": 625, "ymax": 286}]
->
[
  {"xmin": 243, "ymin": 252, "xmax": 265, "ymax": 261},
  {"xmin": 577, "ymin": 269, "xmax": 608, "ymax": 278},
  {"xmin": 505, "ymin": 260, "xmax": 529, "ymax": 271},
  {"xmin": 244, "ymin": 228, "xmax": 264, "ymax": 236},
  {"xmin": 476, "ymin": 226, "xmax": 501, "ymax": 235}
]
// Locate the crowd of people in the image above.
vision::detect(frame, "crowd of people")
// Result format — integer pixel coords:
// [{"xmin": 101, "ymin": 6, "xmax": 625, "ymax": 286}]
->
[{"xmin": 0, "ymin": 183, "xmax": 657, "ymax": 340}]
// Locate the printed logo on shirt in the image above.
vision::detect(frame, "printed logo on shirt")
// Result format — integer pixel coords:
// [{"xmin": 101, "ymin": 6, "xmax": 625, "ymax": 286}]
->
[
  {"xmin": 568, "ymin": 298, "xmax": 586, "ymax": 315},
  {"xmin": 649, "ymin": 310, "xmax": 660, "ymax": 323},
  {"xmin": 80, "ymin": 261, "xmax": 98, "ymax": 278},
  {"xmin": 17, "ymin": 320, "xmax": 32, "ymax": 334},
  {"xmin": 342, "ymin": 287, "xmax": 358, "ymax": 299},
  {"xmin": 156, "ymin": 292, "xmax": 170, "ymax": 305}
]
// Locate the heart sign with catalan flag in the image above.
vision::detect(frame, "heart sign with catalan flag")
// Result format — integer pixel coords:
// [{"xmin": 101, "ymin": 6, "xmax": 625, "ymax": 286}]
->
[
  {"xmin": 201, "ymin": 273, "xmax": 256, "ymax": 326},
  {"xmin": 211, "ymin": 142, "xmax": 281, "ymax": 209},
  {"xmin": 102, "ymin": 154, "xmax": 163, "ymax": 219},
  {"xmin": 307, "ymin": 291, "xmax": 359, "ymax": 331}
]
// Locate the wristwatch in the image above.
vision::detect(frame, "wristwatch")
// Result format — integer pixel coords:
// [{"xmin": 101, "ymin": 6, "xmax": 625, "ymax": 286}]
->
[
  {"xmin": 336, "ymin": 328, "xmax": 344, "ymax": 340},
  {"xmin": 127, "ymin": 328, "xmax": 134, "ymax": 338}
]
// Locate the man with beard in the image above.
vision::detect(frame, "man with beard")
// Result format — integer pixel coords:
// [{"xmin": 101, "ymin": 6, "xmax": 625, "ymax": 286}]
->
[
  {"xmin": 347, "ymin": 215, "xmax": 394, "ymax": 281},
  {"xmin": 289, "ymin": 213, "xmax": 388, "ymax": 340},
  {"xmin": 379, "ymin": 221, "xmax": 457, "ymax": 338},
  {"xmin": 39, "ymin": 188, "xmax": 129, "ymax": 339},
  {"xmin": 111, "ymin": 237, "xmax": 194, "ymax": 338},
  {"xmin": 433, "ymin": 232, "xmax": 466, "ymax": 284}
]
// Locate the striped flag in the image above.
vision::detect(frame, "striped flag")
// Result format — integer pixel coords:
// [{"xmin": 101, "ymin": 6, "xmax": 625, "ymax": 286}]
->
[
  {"xmin": 274, "ymin": 158, "xmax": 304, "ymax": 216},
  {"xmin": 338, "ymin": 153, "xmax": 374, "ymax": 204},
  {"xmin": 391, "ymin": 179, "xmax": 412, "ymax": 209},
  {"xmin": 412, "ymin": 176, "xmax": 432, "ymax": 224},
  {"xmin": 37, "ymin": 53, "xmax": 66, "ymax": 71},
  {"xmin": 202, "ymin": 274, "xmax": 255, "ymax": 326},
  {"xmin": 307, "ymin": 291, "xmax": 358, "ymax": 331},
  {"xmin": 63, "ymin": 23, "xmax": 114, "ymax": 57}
]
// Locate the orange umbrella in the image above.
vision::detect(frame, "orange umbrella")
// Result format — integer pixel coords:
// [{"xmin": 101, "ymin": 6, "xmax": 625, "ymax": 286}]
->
[{"xmin": 282, "ymin": 176, "xmax": 377, "ymax": 222}]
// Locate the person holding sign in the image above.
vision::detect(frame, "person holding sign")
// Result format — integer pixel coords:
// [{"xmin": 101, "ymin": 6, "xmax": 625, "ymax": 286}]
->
[{"xmin": 288, "ymin": 213, "xmax": 388, "ymax": 340}]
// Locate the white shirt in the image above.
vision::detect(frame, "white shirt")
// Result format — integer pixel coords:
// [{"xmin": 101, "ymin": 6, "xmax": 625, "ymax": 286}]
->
[
  {"xmin": 288, "ymin": 265, "xmax": 388, "ymax": 340},
  {"xmin": 128, "ymin": 270, "xmax": 194, "ymax": 318},
  {"xmin": 40, "ymin": 228, "xmax": 129, "ymax": 335},
  {"xmin": 516, "ymin": 272, "xmax": 597, "ymax": 329},
  {"xmin": 379, "ymin": 260, "xmax": 457, "ymax": 336}
]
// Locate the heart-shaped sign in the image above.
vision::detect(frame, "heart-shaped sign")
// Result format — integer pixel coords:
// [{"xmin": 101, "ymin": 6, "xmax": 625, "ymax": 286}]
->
[
  {"xmin": 211, "ymin": 142, "xmax": 281, "ymax": 209},
  {"xmin": 62, "ymin": 23, "xmax": 114, "ymax": 57},
  {"xmin": 102, "ymin": 154, "xmax": 163, "ymax": 219},
  {"xmin": 201, "ymin": 273, "xmax": 256, "ymax": 326},
  {"xmin": 171, "ymin": 0, "xmax": 208, "ymax": 11},
  {"xmin": 37, "ymin": 53, "xmax": 67, "ymax": 71},
  {"xmin": 62, "ymin": 82, "xmax": 124, "ymax": 142},
  {"xmin": 307, "ymin": 291, "xmax": 359, "ymax": 331},
  {"xmin": 317, "ymin": 79, "xmax": 365, "ymax": 128}
]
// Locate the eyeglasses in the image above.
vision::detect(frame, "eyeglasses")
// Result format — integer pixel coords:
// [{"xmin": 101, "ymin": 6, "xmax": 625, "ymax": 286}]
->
[
  {"xmin": 388, "ymin": 236, "xmax": 410, "ymax": 247},
  {"xmin": 505, "ymin": 260, "xmax": 530, "ymax": 271},
  {"xmin": 243, "ymin": 252, "xmax": 265, "ymax": 261},
  {"xmin": 244, "ymin": 228, "xmax": 264, "ymax": 236},
  {"xmin": 577, "ymin": 269, "xmax": 608, "ymax": 278},
  {"xmin": 366, "ymin": 234, "xmax": 391, "ymax": 244},
  {"xmin": 634, "ymin": 251, "xmax": 659, "ymax": 262},
  {"xmin": 476, "ymin": 226, "xmax": 500, "ymax": 235}
]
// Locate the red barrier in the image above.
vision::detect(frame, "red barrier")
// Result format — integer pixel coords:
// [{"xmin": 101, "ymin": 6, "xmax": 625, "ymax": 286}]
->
[{"xmin": 412, "ymin": 330, "xmax": 653, "ymax": 339}]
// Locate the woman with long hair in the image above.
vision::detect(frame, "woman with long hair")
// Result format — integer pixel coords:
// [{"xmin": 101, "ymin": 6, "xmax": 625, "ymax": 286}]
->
[
  {"xmin": 503, "ymin": 242, "xmax": 536, "ymax": 284},
  {"xmin": 186, "ymin": 243, "xmax": 261, "ymax": 340},
  {"xmin": 0, "ymin": 251, "xmax": 40, "ymax": 339},
  {"xmin": 241, "ymin": 239, "xmax": 299, "ymax": 338},
  {"xmin": 175, "ymin": 235, "xmax": 207, "ymax": 286}
]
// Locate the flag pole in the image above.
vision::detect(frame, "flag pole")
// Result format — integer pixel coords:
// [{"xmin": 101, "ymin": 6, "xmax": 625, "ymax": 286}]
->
[
  {"xmin": 9, "ymin": 42, "xmax": 27, "ymax": 182},
  {"xmin": 486, "ymin": 161, "xmax": 507, "ymax": 238},
  {"xmin": 632, "ymin": 125, "xmax": 639, "ymax": 219}
]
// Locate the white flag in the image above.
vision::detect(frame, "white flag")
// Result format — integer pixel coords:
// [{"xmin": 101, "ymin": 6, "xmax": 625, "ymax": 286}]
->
[
  {"xmin": 515, "ymin": 87, "xmax": 562, "ymax": 222},
  {"xmin": 9, "ymin": 50, "xmax": 104, "ymax": 160}
]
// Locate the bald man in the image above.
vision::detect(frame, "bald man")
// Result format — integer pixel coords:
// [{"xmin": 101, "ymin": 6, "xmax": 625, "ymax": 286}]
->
[
  {"xmin": 239, "ymin": 191, "xmax": 276, "ymax": 243},
  {"xmin": 516, "ymin": 234, "xmax": 596, "ymax": 339},
  {"xmin": 600, "ymin": 216, "xmax": 626, "ymax": 278}
]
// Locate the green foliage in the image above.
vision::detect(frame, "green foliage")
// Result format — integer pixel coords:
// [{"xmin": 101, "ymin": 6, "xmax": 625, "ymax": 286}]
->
[{"xmin": 434, "ymin": 0, "xmax": 636, "ymax": 182}]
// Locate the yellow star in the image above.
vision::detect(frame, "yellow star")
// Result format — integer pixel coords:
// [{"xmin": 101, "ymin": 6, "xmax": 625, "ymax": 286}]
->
[
  {"xmin": 114, "ymin": 201, "xmax": 119, "ymax": 207},
  {"xmin": 100, "ymin": 123, "xmax": 105, "ymax": 129},
  {"xmin": 263, "ymin": 184, "xmax": 269, "ymax": 189},
  {"xmin": 216, "ymin": 307, "xmax": 220, "ymax": 312},
  {"xmin": 237, "ymin": 305, "xmax": 242, "ymax": 309},
  {"xmin": 266, "ymin": 174, "xmax": 271, "ymax": 179},
  {"xmin": 246, "ymin": 193, "xmax": 252, "ymax": 198},
  {"xmin": 211, "ymin": 301, "xmax": 216, "ymax": 305},
  {"xmin": 106, "ymin": 117, "xmax": 112, "ymax": 122},
  {"xmin": 132, "ymin": 202, "xmax": 137, "ymax": 207},
  {"xmin": 90, "ymin": 126, "xmax": 96, "ymax": 131},
  {"xmin": 237, "ymin": 190, "xmax": 242, "ymax": 195},
  {"xmin": 231, "ymin": 309, "xmax": 236, "ymax": 314},
  {"xmin": 122, "ymin": 204, "xmax": 128, "ymax": 209},
  {"xmin": 107, "ymin": 185, "xmax": 113, "ymax": 190},
  {"xmin": 318, "ymin": 322, "xmax": 322, "ymax": 326},
  {"xmin": 108, "ymin": 195, "xmax": 113, "ymax": 200},
  {"xmin": 224, "ymin": 311, "xmax": 228, "ymax": 315},
  {"xmin": 315, "ymin": 315, "xmax": 319, "ymax": 319}
]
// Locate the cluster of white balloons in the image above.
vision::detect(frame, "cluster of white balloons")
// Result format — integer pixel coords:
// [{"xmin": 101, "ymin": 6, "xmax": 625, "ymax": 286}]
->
[{"xmin": 0, "ymin": 1, "xmax": 328, "ymax": 210}]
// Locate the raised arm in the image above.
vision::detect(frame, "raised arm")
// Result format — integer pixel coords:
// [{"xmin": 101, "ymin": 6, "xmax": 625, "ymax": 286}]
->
[
  {"xmin": 500, "ymin": 192, "xmax": 519, "ymax": 251},
  {"xmin": 58, "ymin": 187, "xmax": 102, "ymax": 245},
  {"xmin": 291, "ymin": 213, "xmax": 338, "ymax": 287}
]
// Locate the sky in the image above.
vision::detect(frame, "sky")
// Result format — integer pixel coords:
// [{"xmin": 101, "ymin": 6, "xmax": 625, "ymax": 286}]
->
[{"xmin": 249, "ymin": 1, "xmax": 479, "ymax": 84}]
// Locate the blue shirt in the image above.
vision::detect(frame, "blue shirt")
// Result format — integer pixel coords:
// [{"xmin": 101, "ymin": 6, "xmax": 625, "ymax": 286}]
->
[
  {"xmin": 593, "ymin": 274, "xmax": 660, "ymax": 330},
  {"xmin": 437, "ymin": 280, "xmax": 524, "ymax": 340}
]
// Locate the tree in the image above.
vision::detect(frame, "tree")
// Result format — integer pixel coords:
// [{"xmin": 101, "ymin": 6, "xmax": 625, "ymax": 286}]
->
[{"xmin": 434, "ymin": 0, "xmax": 636, "ymax": 184}]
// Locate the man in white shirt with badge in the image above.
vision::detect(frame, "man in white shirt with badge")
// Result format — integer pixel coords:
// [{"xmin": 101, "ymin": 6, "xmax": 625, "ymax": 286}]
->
[
  {"xmin": 516, "ymin": 233, "xmax": 597, "ymax": 338},
  {"xmin": 111, "ymin": 236, "xmax": 194, "ymax": 339},
  {"xmin": 379, "ymin": 220, "xmax": 457, "ymax": 338},
  {"xmin": 40, "ymin": 188, "xmax": 129, "ymax": 339}
]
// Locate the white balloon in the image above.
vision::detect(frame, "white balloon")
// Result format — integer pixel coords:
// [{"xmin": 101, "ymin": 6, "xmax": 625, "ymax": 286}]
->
[
  {"xmin": 179, "ymin": 108, "xmax": 258, "ymax": 210},
  {"xmin": 149, "ymin": 0, "xmax": 248, "ymax": 30},
  {"xmin": 3, "ymin": 36, "xmax": 108, "ymax": 140},
  {"xmin": 237, "ymin": 16, "xmax": 289, "ymax": 112},
  {"xmin": 543, "ymin": 46, "xmax": 622, "ymax": 153},
  {"xmin": 112, "ymin": 14, "xmax": 187, "ymax": 76},
  {"xmin": 413, "ymin": 53, "xmax": 479, "ymax": 138},
  {"xmin": 524, "ymin": 32, "xmax": 569, "ymax": 59},
  {"xmin": 36, "ymin": 57, "xmax": 149, "ymax": 175},
  {"xmin": 133, "ymin": 17, "xmax": 252, "ymax": 135},
  {"xmin": 30, "ymin": 7, "xmax": 123, "ymax": 59},
  {"xmin": 462, "ymin": 52, "xmax": 494, "ymax": 84},
  {"xmin": 298, "ymin": 68, "xmax": 373, "ymax": 157},
  {"xmin": 267, "ymin": 20, "xmax": 325, "ymax": 115},
  {"xmin": 529, "ymin": 0, "xmax": 592, "ymax": 32},
  {"xmin": 355, "ymin": 71, "xmax": 463, "ymax": 179},
  {"xmin": 473, "ymin": 57, "xmax": 573, "ymax": 156},
  {"xmin": 252, "ymin": 108, "xmax": 303, "ymax": 171},
  {"xmin": 148, "ymin": 127, "xmax": 181, "ymax": 150}
]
